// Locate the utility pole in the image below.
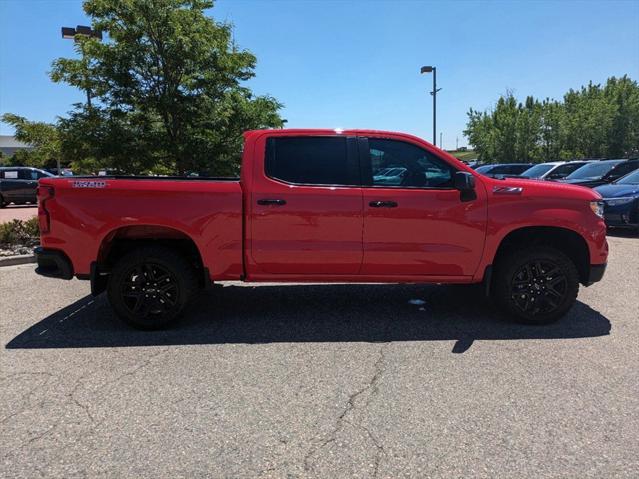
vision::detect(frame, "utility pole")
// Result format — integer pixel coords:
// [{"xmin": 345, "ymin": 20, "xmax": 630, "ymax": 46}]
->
[
  {"xmin": 456, "ymin": 136, "xmax": 459, "ymax": 150},
  {"xmin": 60, "ymin": 25, "xmax": 102, "ymax": 175},
  {"xmin": 61, "ymin": 26, "xmax": 102, "ymax": 110},
  {"xmin": 420, "ymin": 66, "xmax": 442, "ymax": 146}
]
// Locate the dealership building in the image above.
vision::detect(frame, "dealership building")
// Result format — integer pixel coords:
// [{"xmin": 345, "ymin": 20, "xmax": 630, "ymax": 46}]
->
[{"xmin": 0, "ymin": 135, "xmax": 32, "ymax": 157}]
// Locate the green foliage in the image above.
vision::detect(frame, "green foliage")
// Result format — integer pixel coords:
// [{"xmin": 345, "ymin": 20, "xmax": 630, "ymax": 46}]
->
[
  {"xmin": 0, "ymin": 218, "xmax": 40, "ymax": 246},
  {"xmin": 50, "ymin": 0, "xmax": 284, "ymax": 175},
  {"xmin": 465, "ymin": 76, "xmax": 639, "ymax": 163},
  {"xmin": 0, "ymin": 114, "xmax": 62, "ymax": 168},
  {"xmin": 449, "ymin": 150, "xmax": 477, "ymax": 161}
]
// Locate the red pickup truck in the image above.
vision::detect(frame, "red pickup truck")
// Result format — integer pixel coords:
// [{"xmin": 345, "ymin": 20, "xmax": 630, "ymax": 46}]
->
[{"xmin": 35, "ymin": 129, "xmax": 608, "ymax": 329}]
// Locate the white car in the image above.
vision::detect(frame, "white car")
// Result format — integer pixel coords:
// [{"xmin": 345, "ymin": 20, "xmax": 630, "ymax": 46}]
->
[{"xmin": 520, "ymin": 160, "xmax": 594, "ymax": 180}]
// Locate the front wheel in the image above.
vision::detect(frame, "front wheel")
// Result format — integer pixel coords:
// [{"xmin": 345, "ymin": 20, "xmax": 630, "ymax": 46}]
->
[
  {"xmin": 107, "ymin": 246, "xmax": 198, "ymax": 330},
  {"xmin": 493, "ymin": 246, "xmax": 579, "ymax": 324}
]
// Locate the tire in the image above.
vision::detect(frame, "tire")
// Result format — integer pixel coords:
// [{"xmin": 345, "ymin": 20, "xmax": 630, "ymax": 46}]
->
[
  {"xmin": 492, "ymin": 246, "xmax": 579, "ymax": 324},
  {"xmin": 107, "ymin": 246, "xmax": 198, "ymax": 330},
  {"xmin": 0, "ymin": 195, "xmax": 6, "ymax": 208}
]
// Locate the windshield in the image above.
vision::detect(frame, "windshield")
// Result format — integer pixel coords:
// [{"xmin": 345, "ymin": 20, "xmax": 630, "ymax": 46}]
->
[
  {"xmin": 474, "ymin": 165, "xmax": 494, "ymax": 174},
  {"xmin": 616, "ymin": 169, "xmax": 639, "ymax": 185},
  {"xmin": 565, "ymin": 161, "xmax": 622, "ymax": 180},
  {"xmin": 521, "ymin": 164, "xmax": 555, "ymax": 178}
]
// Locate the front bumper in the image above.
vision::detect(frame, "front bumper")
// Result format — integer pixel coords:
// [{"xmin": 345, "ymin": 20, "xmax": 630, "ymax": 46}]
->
[
  {"xmin": 34, "ymin": 247, "xmax": 73, "ymax": 280},
  {"xmin": 586, "ymin": 263, "xmax": 607, "ymax": 286}
]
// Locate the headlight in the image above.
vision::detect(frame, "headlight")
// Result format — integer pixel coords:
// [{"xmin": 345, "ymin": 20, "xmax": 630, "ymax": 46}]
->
[
  {"xmin": 604, "ymin": 197, "xmax": 635, "ymax": 206},
  {"xmin": 590, "ymin": 200, "xmax": 604, "ymax": 218}
]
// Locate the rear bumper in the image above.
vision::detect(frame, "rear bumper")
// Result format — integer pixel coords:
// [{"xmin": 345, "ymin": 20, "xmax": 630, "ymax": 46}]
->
[
  {"xmin": 586, "ymin": 263, "xmax": 606, "ymax": 286},
  {"xmin": 34, "ymin": 247, "xmax": 73, "ymax": 280}
]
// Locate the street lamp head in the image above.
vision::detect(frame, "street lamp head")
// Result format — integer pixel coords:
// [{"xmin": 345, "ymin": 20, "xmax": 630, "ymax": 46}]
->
[
  {"xmin": 76, "ymin": 25, "xmax": 92, "ymax": 36},
  {"xmin": 62, "ymin": 25, "xmax": 103, "ymax": 40},
  {"xmin": 61, "ymin": 27, "xmax": 76, "ymax": 39},
  {"xmin": 420, "ymin": 66, "xmax": 434, "ymax": 74}
]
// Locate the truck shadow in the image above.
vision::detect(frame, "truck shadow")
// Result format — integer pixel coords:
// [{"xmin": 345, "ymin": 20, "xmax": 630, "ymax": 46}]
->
[{"xmin": 6, "ymin": 283, "xmax": 610, "ymax": 353}]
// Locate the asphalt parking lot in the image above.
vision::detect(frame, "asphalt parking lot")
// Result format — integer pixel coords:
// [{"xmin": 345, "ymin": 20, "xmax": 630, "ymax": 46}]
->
[{"xmin": 1, "ymin": 234, "xmax": 638, "ymax": 478}]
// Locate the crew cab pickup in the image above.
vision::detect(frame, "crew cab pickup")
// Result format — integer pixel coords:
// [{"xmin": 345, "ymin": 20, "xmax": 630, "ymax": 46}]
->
[{"xmin": 35, "ymin": 129, "xmax": 608, "ymax": 329}]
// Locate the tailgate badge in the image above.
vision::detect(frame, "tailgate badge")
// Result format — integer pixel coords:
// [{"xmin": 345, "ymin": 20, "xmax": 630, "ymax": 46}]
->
[{"xmin": 71, "ymin": 180, "xmax": 107, "ymax": 188}]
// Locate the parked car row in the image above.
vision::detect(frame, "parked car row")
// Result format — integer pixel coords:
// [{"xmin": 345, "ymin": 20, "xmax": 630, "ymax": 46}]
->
[{"xmin": 473, "ymin": 159, "xmax": 639, "ymax": 232}]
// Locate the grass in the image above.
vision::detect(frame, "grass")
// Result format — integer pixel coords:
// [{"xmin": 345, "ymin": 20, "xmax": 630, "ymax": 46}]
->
[{"xmin": 447, "ymin": 150, "xmax": 478, "ymax": 161}]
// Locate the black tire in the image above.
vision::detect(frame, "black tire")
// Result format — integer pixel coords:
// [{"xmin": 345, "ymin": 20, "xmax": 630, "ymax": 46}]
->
[
  {"xmin": 107, "ymin": 246, "xmax": 198, "ymax": 330},
  {"xmin": 0, "ymin": 195, "xmax": 7, "ymax": 208},
  {"xmin": 492, "ymin": 246, "xmax": 579, "ymax": 324}
]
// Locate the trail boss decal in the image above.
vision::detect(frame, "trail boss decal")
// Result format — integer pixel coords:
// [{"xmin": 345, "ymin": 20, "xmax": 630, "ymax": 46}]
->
[{"xmin": 71, "ymin": 180, "xmax": 107, "ymax": 188}]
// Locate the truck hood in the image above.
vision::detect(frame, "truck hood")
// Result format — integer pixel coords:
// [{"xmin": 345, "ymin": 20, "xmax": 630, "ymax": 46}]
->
[
  {"xmin": 593, "ymin": 183, "xmax": 639, "ymax": 199},
  {"xmin": 484, "ymin": 176, "xmax": 601, "ymax": 201}
]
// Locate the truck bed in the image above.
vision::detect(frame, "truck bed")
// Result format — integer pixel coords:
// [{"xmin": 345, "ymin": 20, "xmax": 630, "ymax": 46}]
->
[{"xmin": 38, "ymin": 176, "xmax": 244, "ymax": 279}]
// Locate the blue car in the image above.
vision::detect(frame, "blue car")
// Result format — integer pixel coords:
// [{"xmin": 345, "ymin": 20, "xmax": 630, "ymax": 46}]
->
[{"xmin": 594, "ymin": 168, "xmax": 639, "ymax": 233}]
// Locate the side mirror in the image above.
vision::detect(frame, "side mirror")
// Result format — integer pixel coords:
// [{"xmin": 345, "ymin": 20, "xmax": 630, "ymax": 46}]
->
[
  {"xmin": 454, "ymin": 171, "xmax": 476, "ymax": 191},
  {"xmin": 454, "ymin": 171, "xmax": 476, "ymax": 202}
]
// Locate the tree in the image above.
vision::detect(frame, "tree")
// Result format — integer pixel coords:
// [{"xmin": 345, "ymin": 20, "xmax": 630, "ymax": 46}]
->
[
  {"xmin": 604, "ymin": 75, "xmax": 639, "ymax": 157},
  {"xmin": 465, "ymin": 76, "xmax": 639, "ymax": 162},
  {"xmin": 515, "ymin": 96, "xmax": 542, "ymax": 163},
  {"xmin": 0, "ymin": 113, "xmax": 61, "ymax": 169},
  {"xmin": 562, "ymin": 82, "xmax": 616, "ymax": 158},
  {"xmin": 51, "ymin": 0, "xmax": 284, "ymax": 175}
]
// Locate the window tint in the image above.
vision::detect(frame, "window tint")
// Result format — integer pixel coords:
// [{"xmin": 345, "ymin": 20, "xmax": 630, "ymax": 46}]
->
[
  {"xmin": 509, "ymin": 164, "xmax": 532, "ymax": 174},
  {"xmin": 18, "ymin": 169, "xmax": 33, "ymax": 180},
  {"xmin": 553, "ymin": 163, "xmax": 585, "ymax": 176},
  {"xmin": 368, "ymin": 139, "xmax": 454, "ymax": 188},
  {"xmin": 607, "ymin": 161, "xmax": 639, "ymax": 180},
  {"xmin": 265, "ymin": 136, "xmax": 355, "ymax": 186}
]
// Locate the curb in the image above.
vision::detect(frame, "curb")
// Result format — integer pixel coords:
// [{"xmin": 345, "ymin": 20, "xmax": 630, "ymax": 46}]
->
[{"xmin": 0, "ymin": 254, "xmax": 36, "ymax": 267}]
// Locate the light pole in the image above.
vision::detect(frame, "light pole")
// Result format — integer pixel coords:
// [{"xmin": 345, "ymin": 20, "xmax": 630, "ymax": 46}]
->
[
  {"xmin": 420, "ymin": 65, "xmax": 441, "ymax": 146},
  {"xmin": 61, "ymin": 25, "xmax": 102, "ymax": 108}
]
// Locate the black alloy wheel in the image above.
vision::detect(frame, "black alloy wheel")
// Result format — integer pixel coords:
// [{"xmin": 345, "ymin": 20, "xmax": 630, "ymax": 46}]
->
[
  {"xmin": 107, "ymin": 246, "xmax": 198, "ymax": 329},
  {"xmin": 493, "ymin": 246, "xmax": 579, "ymax": 324},
  {"xmin": 120, "ymin": 262, "xmax": 180, "ymax": 318},
  {"xmin": 509, "ymin": 260, "xmax": 568, "ymax": 316}
]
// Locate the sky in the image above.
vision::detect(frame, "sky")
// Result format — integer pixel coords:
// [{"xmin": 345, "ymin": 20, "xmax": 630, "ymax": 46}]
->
[{"xmin": 1, "ymin": 0, "xmax": 638, "ymax": 149}]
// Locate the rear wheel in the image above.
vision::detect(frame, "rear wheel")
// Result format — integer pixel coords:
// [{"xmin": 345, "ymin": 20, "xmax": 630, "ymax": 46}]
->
[
  {"xmin": 493, "ymin": 246, "xmax": 579, "ymax": 324},
  {"xmin": 0, "ymin": 195, "xmax": 7, "ymax": 208},
  {"xmin": 107, "ymin": 246, "xmax": 198, "ymax": 330}
]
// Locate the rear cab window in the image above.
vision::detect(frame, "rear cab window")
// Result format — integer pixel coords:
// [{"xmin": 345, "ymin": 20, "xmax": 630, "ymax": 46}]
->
[{"xmin": 265, "ymin": 136, "xmax": 359, "ymax": 186}]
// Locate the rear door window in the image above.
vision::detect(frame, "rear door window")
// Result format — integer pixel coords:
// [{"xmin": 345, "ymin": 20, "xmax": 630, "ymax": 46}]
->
[
  {"xmin": 265, "ymin": 136, "xmax": 358, "ymax": 186},
  {"xmin": 18, "ymin": 169, "xmax": 33, "ymax": 180}
]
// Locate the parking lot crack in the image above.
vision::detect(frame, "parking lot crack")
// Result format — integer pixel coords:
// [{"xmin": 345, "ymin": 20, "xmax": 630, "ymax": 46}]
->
[{"xmin": 303, "ymin": 344, "xmax": 388, "ymax": 477}]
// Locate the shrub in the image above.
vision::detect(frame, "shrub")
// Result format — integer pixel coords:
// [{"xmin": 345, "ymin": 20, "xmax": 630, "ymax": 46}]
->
[{"xmin": 0, "ymin": 218, "xmax": 40, "ymax": 246}]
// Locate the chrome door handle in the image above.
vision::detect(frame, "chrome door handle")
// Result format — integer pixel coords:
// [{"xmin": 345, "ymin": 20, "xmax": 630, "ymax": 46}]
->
[
  {"xmin": 369, "ymin": 200, "xmax": 398, "ymax": 208},
  {"xmin": 257, "ymin": 199, "xmax": 286, "ymax": 206}
]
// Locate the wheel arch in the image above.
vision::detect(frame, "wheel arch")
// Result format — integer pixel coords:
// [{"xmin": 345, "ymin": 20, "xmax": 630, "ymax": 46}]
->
[
  {"xmin": 92, "ymin": 225, "xmax": 208, "ymax": 295},
  {"xmin": 492, "ymin": 226, "xmax": 591, "ymax": 285}
]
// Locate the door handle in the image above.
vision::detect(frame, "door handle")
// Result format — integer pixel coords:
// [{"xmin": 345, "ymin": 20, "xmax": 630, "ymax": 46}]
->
[
  {"xmin": 369, "ymin": 200, "xmax": 398, "ymax": 208},
  {"xmin": 257, "ymin": 198, "xmax": 287, "ymax": 206}
]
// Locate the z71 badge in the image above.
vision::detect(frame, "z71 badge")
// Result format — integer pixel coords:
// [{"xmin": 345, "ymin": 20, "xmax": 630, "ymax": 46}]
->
[{"xmin": 71, "ymin": 180, "xmax": 107, "ymax": 188}]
